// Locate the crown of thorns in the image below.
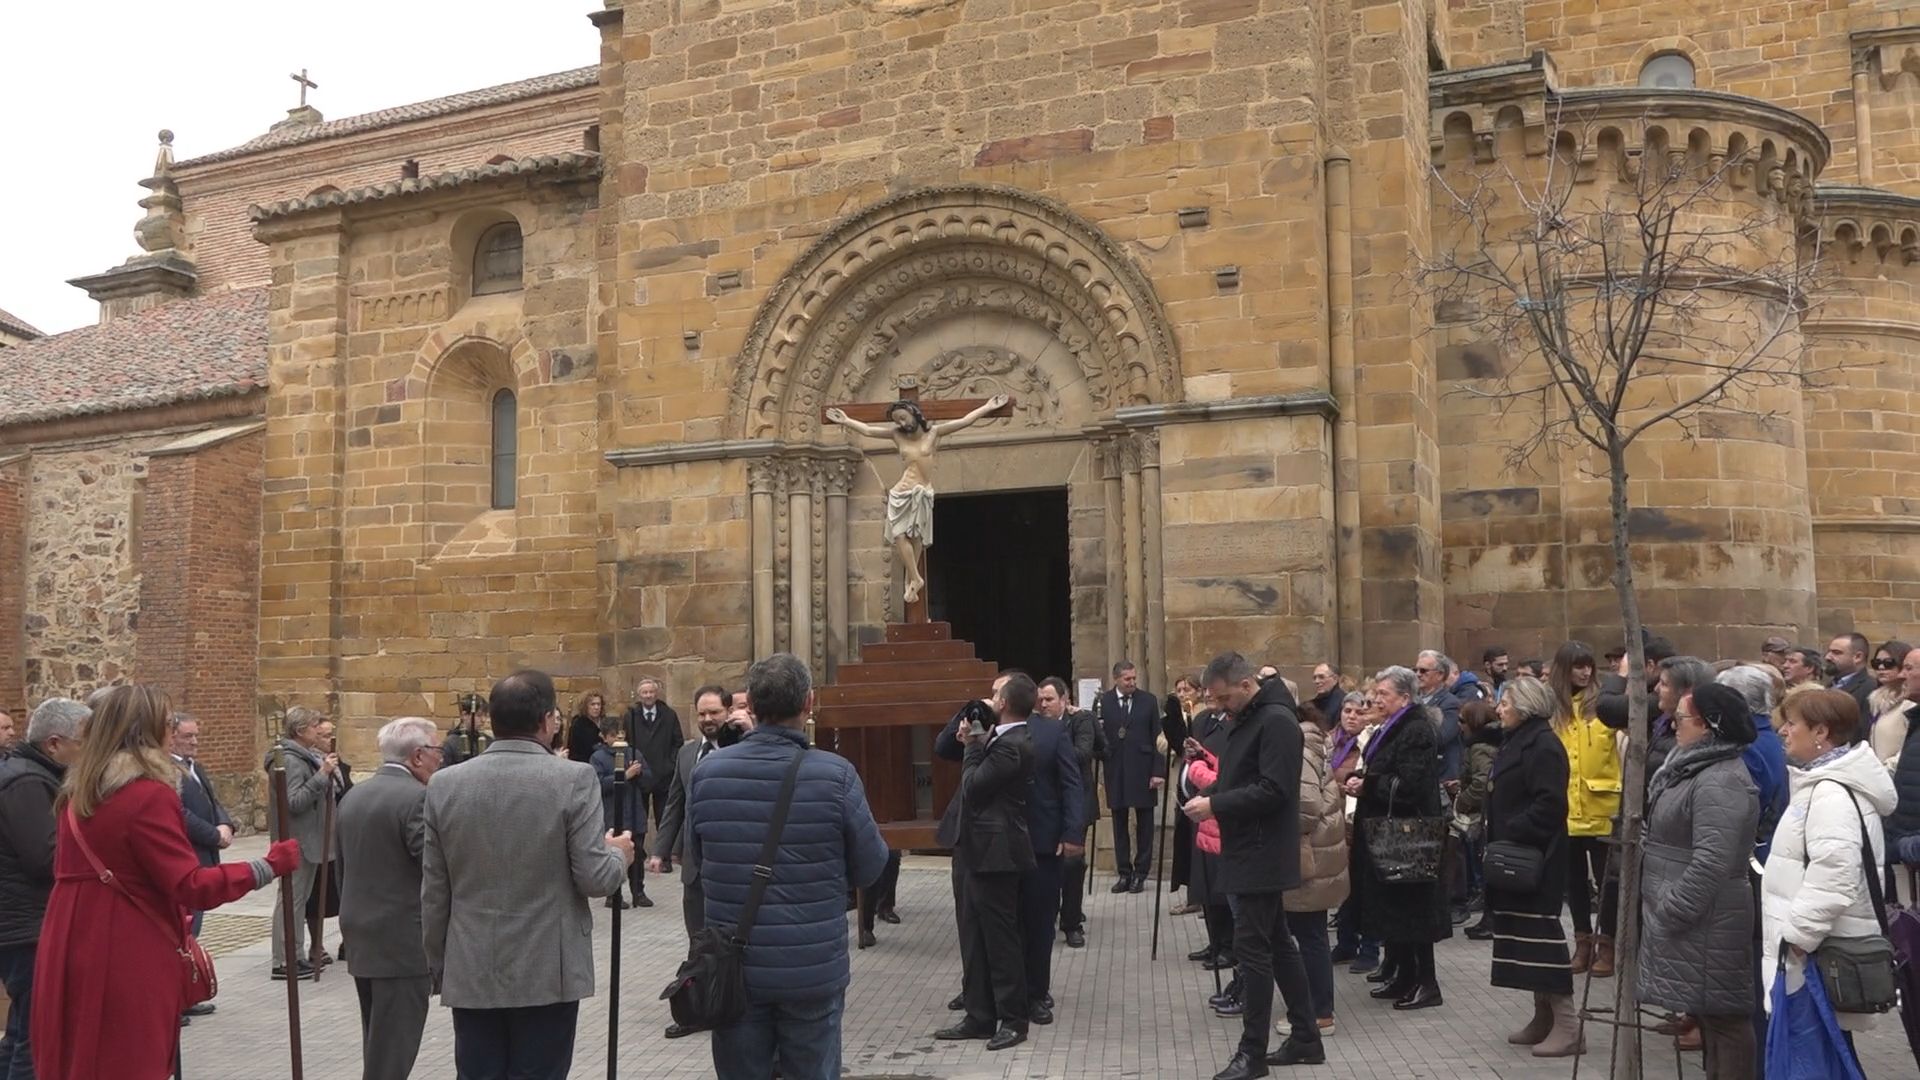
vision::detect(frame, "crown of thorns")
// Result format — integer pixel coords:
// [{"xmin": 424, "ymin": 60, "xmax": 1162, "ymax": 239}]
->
[{"xmin": 886, "ymin": 400, "xmax": 930, "ymax": 431}]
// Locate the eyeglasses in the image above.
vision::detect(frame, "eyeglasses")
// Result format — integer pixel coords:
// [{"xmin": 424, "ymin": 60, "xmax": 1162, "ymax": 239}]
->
[
  {"xmin": 1872, "ymin": 658, "xmax": 1898, "ymax": 670},
  {"xmin": 1414, "ymin": 667, "xmax": 1436, "ymax": 675}
]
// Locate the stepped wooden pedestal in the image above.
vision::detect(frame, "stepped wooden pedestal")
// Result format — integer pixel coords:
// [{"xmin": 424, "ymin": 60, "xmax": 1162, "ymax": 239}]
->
[{"xmin": 814, "ymin": 621, "xmax": 993, "ymax": 850}]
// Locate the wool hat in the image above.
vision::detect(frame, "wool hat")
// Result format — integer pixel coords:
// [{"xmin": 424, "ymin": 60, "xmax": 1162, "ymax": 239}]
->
[{"xmin": 1690, "ymin": 683, "xmax": 1757, "ymax": 745}]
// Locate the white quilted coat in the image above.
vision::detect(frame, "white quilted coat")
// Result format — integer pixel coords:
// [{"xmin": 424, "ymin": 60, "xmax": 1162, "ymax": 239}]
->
[{"xmin": 1758, "ymin": 742, "xmax": 1896, "ymax": 1030}]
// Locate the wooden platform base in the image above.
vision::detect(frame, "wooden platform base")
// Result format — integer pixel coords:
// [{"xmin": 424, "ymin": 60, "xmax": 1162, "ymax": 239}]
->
[{"xmin": 815, "ymin": 621, "xmax": 993, "ymax": 844}]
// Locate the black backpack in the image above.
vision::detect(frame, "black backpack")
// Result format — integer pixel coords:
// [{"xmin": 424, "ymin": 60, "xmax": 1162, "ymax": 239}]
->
[{"xmin": 660, "ymin": 745, "xmax": 807, "ymax": 1029}]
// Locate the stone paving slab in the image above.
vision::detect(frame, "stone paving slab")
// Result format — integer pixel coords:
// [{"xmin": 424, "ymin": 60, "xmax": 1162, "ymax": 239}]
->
[{"xmin": 182, "ymin": 837, "xmax": 1912, "ymax": 1078}]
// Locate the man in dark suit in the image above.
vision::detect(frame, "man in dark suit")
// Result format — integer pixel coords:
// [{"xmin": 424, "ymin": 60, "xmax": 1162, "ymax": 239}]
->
[
  {"xmin": 1099, "ymin": 660, "xmax": 1163, "ymax": 893},
  {"xmin": 338, "ymin": 717, "xmax": 443, "ymax": 1080},
  {"xmin": 934, "ymin": 673, "xmax": 1014, "ymax": 1012},
  {"xmin": 169, "ymin": 715, "xmax": 233, "ymax": 939},
  {"xmin": 936, "ymin": 673, "xmax": 1038, "ymax": 1052},
  {"xmin": 647, "ymin": 683, "xmax": 733, "ymax": 1039},
  {"xmin": 1416, "ymin": 650, "xmax": 1465, "ymax": 784},
  {"xmin": 1018, "ymin": 683, "xmax": 1083, "ymax": 1025},
  {"xmin": 623, "ymin": 677, "xmax": 684, "ymax": 880},
  {"xmin": 1186, "ymin": 653, "xmax": 1324, "ymax": 1079},
  {"xmin": 1825, "ymin": 633, "xmax": 1876, "ymax": 719},
  {"xmin": 1039, "ymin": 678, "xmax": 1102, "ymax": 947}
]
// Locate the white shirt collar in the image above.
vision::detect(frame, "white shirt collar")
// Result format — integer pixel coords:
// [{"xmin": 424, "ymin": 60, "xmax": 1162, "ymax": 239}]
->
[{"xmin": 992, "ymin": 719, "xmax": 1028, "ymax": 738}]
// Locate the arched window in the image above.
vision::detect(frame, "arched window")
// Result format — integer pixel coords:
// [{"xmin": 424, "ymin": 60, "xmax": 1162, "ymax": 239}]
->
[
  {"xmin": 472, "ymin": 222, "xmax": 524, "ymax": 296},
  {"xmin": 1639, "ymin": 53, "xmax": 1696, "ymax": 89},
  {"xmin": 490, "ymin": 388, "xmax": 517, "ymax": 509}
]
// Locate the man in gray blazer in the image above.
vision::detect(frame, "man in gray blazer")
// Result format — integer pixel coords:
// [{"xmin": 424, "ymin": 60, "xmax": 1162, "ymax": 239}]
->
[
  {"xmin": 647, "ymin": 683, "xmax": 734, "ymax": 1038},
  {"xmin": 423, "ymin": 670, "xmax": 635, "ymax": 1080},
  {"xmin": 338, "ymin": 717, "xmax": 442, "ymax": 1080},
  {"xmin": 265, "ymin": 706, "xmax": 342, "ymax": 981}
]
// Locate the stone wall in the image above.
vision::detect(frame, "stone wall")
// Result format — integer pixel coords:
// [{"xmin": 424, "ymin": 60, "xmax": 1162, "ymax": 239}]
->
[
  {"xmin": 0, "ymin": 456, "xmax": 25, "ymax": 716},
  {"xmin": 255, "ymin": 175, "xmax": 603, "ymax": 765}
]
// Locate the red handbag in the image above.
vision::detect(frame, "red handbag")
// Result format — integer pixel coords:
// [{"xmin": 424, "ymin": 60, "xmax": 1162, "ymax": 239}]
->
[{"xmin": 66, "ymin": 808, "xmax": 218, "ymax": 1006}]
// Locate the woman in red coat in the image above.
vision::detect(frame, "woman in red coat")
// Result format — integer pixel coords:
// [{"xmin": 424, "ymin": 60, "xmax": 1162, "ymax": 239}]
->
[{"xmin": 32, "ymin": 685, "xmax": 299, "ymax": 1080}]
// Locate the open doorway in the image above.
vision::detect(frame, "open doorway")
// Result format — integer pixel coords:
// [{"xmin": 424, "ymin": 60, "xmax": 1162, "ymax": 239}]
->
[{"xmin": 925, "ymin": 488, "xmax": 1073, "ymax": 682}]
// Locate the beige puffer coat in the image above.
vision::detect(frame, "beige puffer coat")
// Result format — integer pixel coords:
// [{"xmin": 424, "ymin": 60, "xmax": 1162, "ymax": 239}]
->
[{"xmin": 1285, "ymin": 723, "xmax": 1351, "ymax": 912}]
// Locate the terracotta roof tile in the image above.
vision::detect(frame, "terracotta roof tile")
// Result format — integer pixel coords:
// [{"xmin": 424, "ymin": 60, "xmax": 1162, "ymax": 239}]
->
[
  {"xmin": 176, "ymin": 67, "xmax": 597, "ymax": 168},
  {"xmin": 0, "ymin": 289, "xmax": 267, "ymax": 426},
  {"xmin": 0, "ymin": 306, "xmax": 42, "ymax": 340},
  {"xmin": 251, "ymin": 152, "xmax": 601, "ymax": 221}
]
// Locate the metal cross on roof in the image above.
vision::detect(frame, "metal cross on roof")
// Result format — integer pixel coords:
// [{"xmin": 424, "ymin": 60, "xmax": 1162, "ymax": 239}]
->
[{"xmin": 290, "ymin": 68, "xmax": 319, "ymax": 107}]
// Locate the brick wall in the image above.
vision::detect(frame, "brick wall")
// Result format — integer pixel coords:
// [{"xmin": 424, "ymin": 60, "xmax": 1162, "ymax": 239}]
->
[
  {"xmin": 0, "ymin": 457, "xmax": 25, "ymax": 717},
  {"xmin": 136, "ymin": 427, "xmax": 265, "ymax": 780}
]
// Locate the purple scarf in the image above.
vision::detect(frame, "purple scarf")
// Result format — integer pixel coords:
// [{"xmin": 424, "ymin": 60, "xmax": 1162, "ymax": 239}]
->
[
  {"xmin": 1362, "ymin": 705, "xmax": 1414, "ymax": 762},
  {"xmin": 1329, "ymin": 728, "xmax": 1360, "ymax": 771}
]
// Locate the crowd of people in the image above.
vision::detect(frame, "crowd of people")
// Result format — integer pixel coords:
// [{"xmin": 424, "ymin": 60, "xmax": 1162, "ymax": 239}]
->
[{"xmin": 1, "ymin": 627, "xmax": 1918, "ymax": 1080}]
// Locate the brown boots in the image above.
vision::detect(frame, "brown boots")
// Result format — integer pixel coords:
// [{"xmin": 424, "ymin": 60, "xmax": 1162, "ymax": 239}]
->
[
  {"xmin": 1571, "ymin": 933, "xmax": 1593, "ymax": 974},
  {"xmin": 1588, "ymin": 935, "xmax": 1616, "ymax": 977},
  {"xmin": 1533, "ymin": 994, "xmax": 1586, "ymax": 1057},
  {"xmin": 1508, "ymin": 994, "xmax": 1554, "ymax": 1045}
]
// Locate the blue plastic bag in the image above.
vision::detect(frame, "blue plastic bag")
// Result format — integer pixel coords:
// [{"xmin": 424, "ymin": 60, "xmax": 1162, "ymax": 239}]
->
[{"xmin": 1765, "ymin": 950, "xmax": 1866, "ymax": 1080}]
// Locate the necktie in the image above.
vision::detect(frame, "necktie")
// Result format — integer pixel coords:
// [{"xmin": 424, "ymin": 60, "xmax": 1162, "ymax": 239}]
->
[
  {"xmin": 698, "ymin": 741, "xmax": 711, "ymax": 762},
  {"xmin": 646, "ymin": 708, "xmax": 656, "ymax": 725}
]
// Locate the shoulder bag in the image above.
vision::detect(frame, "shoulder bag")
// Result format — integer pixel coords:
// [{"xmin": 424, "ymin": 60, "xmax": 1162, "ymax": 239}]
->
[
  {"xmin": 660, "ymin": 745, "xmax": 807, "ymax": 1029},
  {"xmin": 1362, "ymin": 776, "xmax": 1447, "ymax": 884},
  {"xmin": 66, "ymin": 808, "xmax": 218, "ymax": 1006},
  {"xmin": 1802, "ymin": 783, "xmax": 1897, "ymax": 1014}
]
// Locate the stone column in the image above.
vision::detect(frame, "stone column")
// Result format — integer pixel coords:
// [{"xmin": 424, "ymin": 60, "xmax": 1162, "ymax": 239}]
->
[
  {"xmin": 786, "ymin": 459, "xmax": 813, "ymax": 667},
  {"xmin": 1853, "ymin": 52, "xmax": 1875, "ymax": 185},
  {"xmin": 1140, "ymin": 430, "xmax": 1167, "ymax": 691},
  {"xmin": 748, "ymin": 459, "xmax": 778, "ymax": 660},
  {"xmin": 823, "ymin": 458, "xmax": 854, "ymax": 680},
  {"xmin": 1100, "ymin": 438, "xmax": 1125, "ymax": 675},
  {"xmin": 1121, "ymin": 436, "xmax": 1146, "ymax": 671}
]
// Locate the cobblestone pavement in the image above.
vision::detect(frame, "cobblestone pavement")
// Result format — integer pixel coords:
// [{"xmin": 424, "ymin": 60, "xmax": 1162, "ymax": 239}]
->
[{"xmin": 184, "ymin": 837, "xmax": 1912, "ymax": 1079}]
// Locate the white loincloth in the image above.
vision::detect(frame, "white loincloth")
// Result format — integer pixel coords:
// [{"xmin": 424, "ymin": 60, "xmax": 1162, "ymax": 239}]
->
[{"xmin": 885, "ymin": 484, "xmax": 935, "ymax": 547}]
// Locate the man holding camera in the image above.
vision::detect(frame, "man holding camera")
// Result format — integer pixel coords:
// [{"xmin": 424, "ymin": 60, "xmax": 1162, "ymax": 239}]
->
[
  {"xmin": 648, "ymin": 684, "xmax": 742, "ymax": 1038},
  {"xmin": 936, "ymin": 673, "xmax": 1039, "ymax": 1052}
]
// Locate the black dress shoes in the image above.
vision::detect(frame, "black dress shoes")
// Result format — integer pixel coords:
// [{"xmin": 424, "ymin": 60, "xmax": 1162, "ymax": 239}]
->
[
  {"xmin": 857, "ymin": 929, "xmax": 876, "ymax": 949},
  {"xmin": 1110, "ymin": 876, "xmax": 1132, "ymax": 894},
  {"xmin": 934, "ymin": 1021, "xmax": 993, "ymax": 1040},
  {"xmin": 947, "ymin": 993, "xmax": 966, "ymax": 1011},
  {"xmin": 605, "ymin": 894, "xmax": 630, "ymax": 910},
  {"xmin": 633, "ymin": 889, "xmax": 654, "ymax": 908},
  {"xmin": 1369, "ymin": 978, "xmax": 1415, "ymax": 1000},
  {"xmin": 1365, "ymin": 965, "xmax": 1397, "ymax": 984},
  {"xmin": 185, "ymin": 1002, "xmax": 216, "ymax": 1017},
  {"xmin": 1212, "ymin": 994, "xmax": 1244, "ymax": 1017},
  {"xmin": 1041, "ymin": 992, "xmax": 1053, "ymax": 1009},
  {"xmin": 878, "ymin": 909, "xmax": 901, "ymax": 925},
  {"xmin": 1208, "ymin": 978, "xmax": 1242, "ymax": 1010},
  {"xmin": 663, "ymin": 1021, "xmax": 700, "ymax": 1039},
  {"xmin": 1030, "ymin": 1002, "xmax": 1054, "ymax": 1025},
  {"xmin": 1064, "ymin": 928, "xmax": 1086, "ymax": 948},
  {"xmin": 1393, "ymin": 983, "xmax": 1444, "ymax": 1010},
  {"xmin": 1127, "ymin": 875, "xmax": 1146, "ymax": 894},
  {"xmin": 985, "ymin": 1024, "xmax": 1028, "ymax": 1051},
  {"xmin": 1266, "ymin": 1038, "xmax": 1327, "ymax": 1066},
  {"xmin": 1211, "ymin": 1049, "xmax": 1270, "ymax": 1080},
  {"xmin": 1465, "ymin": 918, "xmax": 1495, "ymax": 941},
  {"xmin": 1189, "ymin": 945, "xmax": 1216, "ymax": 962},
  {"xmin": 1202, "ymin": 951, "xmax": 1238, "ymax": 971}
]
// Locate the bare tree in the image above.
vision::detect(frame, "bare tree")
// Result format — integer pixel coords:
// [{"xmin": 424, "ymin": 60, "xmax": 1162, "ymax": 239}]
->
[{"xmin": 1418, "ymin": 103, "xmax": 1825, "ymax": 1079}]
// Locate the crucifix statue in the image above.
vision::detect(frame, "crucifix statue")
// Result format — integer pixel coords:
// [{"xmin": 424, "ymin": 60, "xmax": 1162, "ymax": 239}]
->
[
  {"xmin": 290, "ymin": 68, "xmax": 319, "ymax": 107},
  {"xmin": 822, "ymin": 377, "xmax": 1013, "ymax": 609}
]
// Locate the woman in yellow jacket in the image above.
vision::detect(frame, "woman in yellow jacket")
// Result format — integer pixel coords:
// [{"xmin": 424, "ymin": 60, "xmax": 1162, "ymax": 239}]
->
[{"xmin": 1549, "ymin": 640, "xmax": 1621, "ymax": 977}]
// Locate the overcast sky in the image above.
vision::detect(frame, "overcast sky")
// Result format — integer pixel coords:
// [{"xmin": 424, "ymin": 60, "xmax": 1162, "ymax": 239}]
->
[{"xmin": 0, "ymin": 2, "xmax": 591, "ymax": 336}]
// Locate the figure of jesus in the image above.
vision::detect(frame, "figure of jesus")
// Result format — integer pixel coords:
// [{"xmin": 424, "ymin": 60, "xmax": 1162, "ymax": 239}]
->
[{"xmin": 824, "ymin": 392, "xmax": 1010, "ymax": 604}]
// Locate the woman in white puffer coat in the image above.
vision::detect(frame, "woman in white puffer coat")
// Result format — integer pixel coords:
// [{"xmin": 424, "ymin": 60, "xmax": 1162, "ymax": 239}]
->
[{"xmin": 1759, "ymin": 689, "xmax": 1896, "ymax": 1045}]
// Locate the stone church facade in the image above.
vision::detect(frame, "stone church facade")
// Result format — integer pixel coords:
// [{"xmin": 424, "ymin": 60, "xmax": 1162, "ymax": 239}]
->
[{"xmin": 4, "ymin": 0, "xmax": 1920, "ymax": 808}]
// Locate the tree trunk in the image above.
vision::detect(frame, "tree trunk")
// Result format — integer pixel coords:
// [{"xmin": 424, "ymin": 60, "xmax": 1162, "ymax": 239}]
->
[{"xmin": 1607, "ymin": 444, "xmax": 1649, "ymax": 1080}]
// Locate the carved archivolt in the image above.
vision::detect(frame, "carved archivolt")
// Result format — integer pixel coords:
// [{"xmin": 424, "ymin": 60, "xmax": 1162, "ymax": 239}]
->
[
  {"xmin": 917, "ymin": 345, "xmax": 1063, "ymax": 427},
  {"xmin": 729, "ymin": 185, "xmax": 1181, "ymax": 440}
]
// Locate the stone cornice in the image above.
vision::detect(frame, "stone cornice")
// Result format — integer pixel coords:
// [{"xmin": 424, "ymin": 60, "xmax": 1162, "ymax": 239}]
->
[
  {"xmin": 1552, "ymin": 88, "xmax": 1831, "ymax": 175},
  {"xmin": 1429, "ymin": 52, "xmax": 1558, "ymax": 109},
  {"xmin": 1114, "ymin": 391, "xmax": 1338, "ymax": 427},
  {"xmin": 604, "ymin": 439, "xmax": 861, "ymax": 469},
  {"xmin": 250, "ymin": 153, "xmax": 601, "ymax": 223},
  {"xmin": 149, "ymin": 420, "xmax": 266, "ymax": 457},
  {"xmin": 0, "ymin": 390, "xmax": 265, "ymax": 449},
  {"xmin": 1812, "ymin": 517, "xmax": 1920, "ymax": 534}
]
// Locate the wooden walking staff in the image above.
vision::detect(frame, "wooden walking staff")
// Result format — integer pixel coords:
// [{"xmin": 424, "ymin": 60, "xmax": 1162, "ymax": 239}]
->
[
  {"xmin": 1148, "ymin": 744, "xmax": 1175, "ymax": 961},
  {"xmin": 606, "ymin": 736, "xmax": 630, "ymax": 1080},
  {"xmin": 269, "ymin": 745, "xmax": 306, "ymax": 1080},
  {"xmin": 1087, "ymin": 696, "xmax": 1102, "ymax": 896}
]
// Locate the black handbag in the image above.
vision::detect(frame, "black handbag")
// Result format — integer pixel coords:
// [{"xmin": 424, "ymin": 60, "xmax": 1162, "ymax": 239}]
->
[
  {"xmin": 1362, "ymin": 777, "xmax": 1446, "ymax": 884},
  {"xmin": 660, "ymin": 745, "xmax": 807, "ymax": 1029},
  {"xmin": 1482, "ymin": 840, "xmax": 1545, "ymax": 893},
  {"xmin": 1803, "ymin": 784, "xmax": 1898, "ymax": 1014}
]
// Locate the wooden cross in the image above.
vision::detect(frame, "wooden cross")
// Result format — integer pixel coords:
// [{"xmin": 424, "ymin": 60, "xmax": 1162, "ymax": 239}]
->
[
  {"xmin": 817, "ymin": 374, "xmax": 1014, "ymax": 426},
  {"xmin": 290, "ymin": 68, "xmax": 319, "ymax": 107},
  {"xmin": 821, "ymin": 376, "xmax": 1014, "ymax": 624}
]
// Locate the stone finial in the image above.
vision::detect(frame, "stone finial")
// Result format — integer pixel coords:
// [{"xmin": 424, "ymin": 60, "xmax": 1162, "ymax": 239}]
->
[{"xmin": 134, "ymin": 129, "xmax": 186, "ymax": 255}]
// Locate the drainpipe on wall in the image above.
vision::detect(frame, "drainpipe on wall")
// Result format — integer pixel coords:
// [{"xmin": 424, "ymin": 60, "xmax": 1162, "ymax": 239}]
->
[{"xmin": 1325, "ymin": 150, "xmax": 1363, "ymax": 674}]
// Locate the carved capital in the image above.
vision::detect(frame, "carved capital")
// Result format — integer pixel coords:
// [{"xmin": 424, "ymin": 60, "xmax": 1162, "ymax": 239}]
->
[
  {"xmin": 820, "ymin": 458, "xmax": 859, "ymax": 496},
  {"xmin": 747, "ymin": 458, "xmax": 781, "ymax": 495},
  {"xmin": 1137, "ymin": 428, "xmax": 1161, "ymax": 468}
]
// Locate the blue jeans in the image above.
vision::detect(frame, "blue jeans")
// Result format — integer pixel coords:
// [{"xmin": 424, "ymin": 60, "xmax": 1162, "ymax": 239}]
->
[
  {"xmin": 1284, "ymin": 909, "xmax": 1335, "ymax": 1019},
  {"xmin": 711, "ymin": 992, "xmax": 843, "ymax": 1080},
  {"xmin": 0, "ymin": 942, "xmax": 35, "ymax": 1080}
]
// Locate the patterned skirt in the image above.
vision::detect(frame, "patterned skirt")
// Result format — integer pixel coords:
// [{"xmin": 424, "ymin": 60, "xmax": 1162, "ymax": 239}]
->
[{"xmin": 1490, "ymin": 908, "xmax": 1574, "ymax": 994}]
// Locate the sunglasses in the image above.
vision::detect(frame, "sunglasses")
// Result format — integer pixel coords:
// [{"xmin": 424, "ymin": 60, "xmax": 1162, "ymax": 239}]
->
[{"xmin": 1872, "ymin": 657, "xmax": 1899, "ymax": 670}]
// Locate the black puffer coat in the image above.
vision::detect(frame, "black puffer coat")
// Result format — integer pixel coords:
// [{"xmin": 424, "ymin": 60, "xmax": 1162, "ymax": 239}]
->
[
  {"xmin": 1637, "ymin": 739, "xmax": 1759, "ymax": 1016},
  {"xmin": 1352, "ymin": 706, "xmax": 1451, "ymax": 944},
  {"xmin": 1483, "ymin": 715, "xmax": 1568, "ymax": 916},
  {"xmin": 0, "ymin": 742, "xmax": 64, "ymax": 947}
]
